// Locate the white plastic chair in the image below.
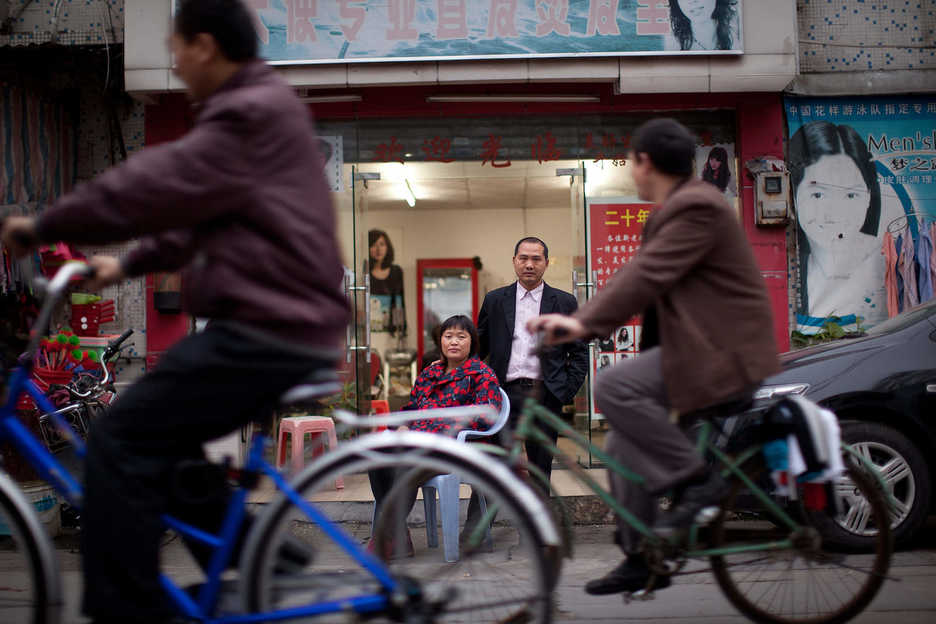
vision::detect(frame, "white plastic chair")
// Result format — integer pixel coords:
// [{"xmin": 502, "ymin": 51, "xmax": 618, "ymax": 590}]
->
[{"xmin": 421, "ymin": 388, "xmax": 511, "ymax": 562}]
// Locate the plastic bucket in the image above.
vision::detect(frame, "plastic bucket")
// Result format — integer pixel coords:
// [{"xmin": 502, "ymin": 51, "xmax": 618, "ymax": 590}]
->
[
  {"xmin": 32, "ymin": 368, "xmax": 75, "ymax": 392},
  {"xmin": 0, "ymin": 482, "xmax": 61, "ymax": 538}
]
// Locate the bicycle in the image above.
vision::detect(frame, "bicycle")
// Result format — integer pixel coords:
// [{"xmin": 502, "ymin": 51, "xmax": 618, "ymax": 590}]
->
[
  {"xmin": 31, "ymin": 327, "xmax": 132, "ymax": 453},
  {"xmin": 456, "ymin": 381, "xmax": 894, "ymax": 624},
  {"xmin": 0, "ymin": 261, "xmax": 560, "ymax": 624}
]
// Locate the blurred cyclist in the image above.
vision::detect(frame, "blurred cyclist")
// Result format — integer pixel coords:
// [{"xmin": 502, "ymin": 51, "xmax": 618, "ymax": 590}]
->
[
  {"xmin": 528, "ymin": 118, "xmax": 779, "ymax": 595},
  {"xmin": 1, "ymin": 1, "xmax": 348, "ymax": 621}
]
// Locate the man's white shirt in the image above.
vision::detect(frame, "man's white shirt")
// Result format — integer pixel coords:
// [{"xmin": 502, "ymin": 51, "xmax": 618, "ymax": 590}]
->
[{"xmin": 505, "ymin": 281, "xmax": 544, "ymax": 382}]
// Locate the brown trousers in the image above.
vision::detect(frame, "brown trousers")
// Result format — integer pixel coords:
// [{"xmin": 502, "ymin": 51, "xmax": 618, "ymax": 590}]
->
[{"xmin": 595, "ymin": 347, "xmax": 705, "ymax": 552}]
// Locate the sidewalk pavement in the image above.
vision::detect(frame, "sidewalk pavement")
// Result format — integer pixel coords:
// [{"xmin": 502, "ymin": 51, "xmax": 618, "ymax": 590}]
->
[{"xmin": 33, "ymin": 522, "xmax": 936, "ymax": 624}]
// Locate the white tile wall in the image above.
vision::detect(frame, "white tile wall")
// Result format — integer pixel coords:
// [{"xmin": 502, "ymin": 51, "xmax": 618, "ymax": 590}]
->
[
  {"xmin": 1, "ymin": 0, "xmax": 125, "ymax": 47},
  {"xmin": 798, "ymin": 0, "xmax": 936, "ymax": 73}
]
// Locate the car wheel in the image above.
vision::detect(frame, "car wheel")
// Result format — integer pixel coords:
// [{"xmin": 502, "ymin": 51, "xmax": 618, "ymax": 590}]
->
[{"xmin": 836, "ymin": 421, "xmax": 931, "ymax": 548}]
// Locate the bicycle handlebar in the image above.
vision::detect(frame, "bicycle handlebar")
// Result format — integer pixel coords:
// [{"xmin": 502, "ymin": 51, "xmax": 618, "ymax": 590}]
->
[
  {"xmin": 24, "ymin": 263, "xmax": 96, "ymax": 362},
  {"xmin": 331, "ymin": 404, "xmax": 498, "ymax": 433},
  {"xmin": 103, "ymin": 328, "xmax": 134, "ymax": 361}
]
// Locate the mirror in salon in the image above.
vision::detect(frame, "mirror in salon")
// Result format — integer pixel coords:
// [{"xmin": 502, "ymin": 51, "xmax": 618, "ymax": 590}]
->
[{"xmin": 416, "ymin": 259, "xmax": 478, "ymax": 365}]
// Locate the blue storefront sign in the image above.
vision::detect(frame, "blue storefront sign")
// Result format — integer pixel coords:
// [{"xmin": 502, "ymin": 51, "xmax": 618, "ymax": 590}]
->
[
  {"xmin": 785, "ymin": 96, "xmax": 936, "ymax": 333},
  {"xmin": 237, "ymin": 0, "xmax": 743, "ymax": 64}
]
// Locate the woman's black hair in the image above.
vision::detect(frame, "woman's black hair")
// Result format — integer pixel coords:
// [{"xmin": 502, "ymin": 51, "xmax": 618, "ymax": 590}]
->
[
  {"xmin": 616, "ymin": 327, "xmax": 629, "ymax": 343},
  {"xmin": 174, "ymin": 0, "xmax": 259, "ymax": 62},
  {"xmin": 788, "ymin": 120, "xmax": 882, "ymax": 314},
  {"xmin": 670, "ymin": 0, "xmax": 738, "ymax": 51},
  {"xmin": 368, "ymin": 229, "xmax": 395, "ymax": 270},
  {"xmin": 701, "ymin": 146, "xmax": 730, "ymax": 192},
  {"xmin": 439, "ymin": 315, "xmax": 480, "ymax": 363}
]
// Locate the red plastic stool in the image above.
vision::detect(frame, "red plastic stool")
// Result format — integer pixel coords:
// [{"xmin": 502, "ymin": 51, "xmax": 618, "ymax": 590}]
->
[
  {"xmin": 370, "ymin": 400, "xmax": 390, "ymax": 432},
  {"xmin": 275, "ymin": 416, "xmax": 344, "ymax": 489}
]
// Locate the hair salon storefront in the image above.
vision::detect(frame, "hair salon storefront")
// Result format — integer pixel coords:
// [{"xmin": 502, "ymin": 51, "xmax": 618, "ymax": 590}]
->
[{"xmin": 127, "ymin": 0, "xmax": 797, "ymax": 454}]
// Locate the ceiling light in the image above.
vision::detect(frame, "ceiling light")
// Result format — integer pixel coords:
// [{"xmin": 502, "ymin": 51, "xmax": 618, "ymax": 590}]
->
[
  {"xmin": 297, "ymin": 94, "xmax": 362, "ymax": 103},
  {"xmin": 403, "ymin": 179, "xmax": 416, "ymax": 207},
  {"xmin": 426, "ymin": 95, "xmax": 601, "ymax": 103}
]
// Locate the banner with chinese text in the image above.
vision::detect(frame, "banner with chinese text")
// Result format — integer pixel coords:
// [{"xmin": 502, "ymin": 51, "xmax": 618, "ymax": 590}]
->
[
  {"xmin": 785, "ymin": 96, "xmax": 936, "ymax": 333},
  {"xmin": 242, "ymin": 0, "xmax": 743, "ymax": 64},
  {"xmin": 586, "ymin": 199, "xmax": 652, "ymax": 419}
]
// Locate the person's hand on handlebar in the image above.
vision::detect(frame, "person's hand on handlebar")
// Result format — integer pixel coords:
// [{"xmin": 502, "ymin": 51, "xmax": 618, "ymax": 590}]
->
[
  {"xmin": 1, "ymin": 216, "xmax": 39, "ymax": 258},
  {"xmin": 1, "ymin": 217, "xmax": 124, "ymax": 290},
  {"xmin": 86, "ymin": 256, "xmax": 126, "ymax": 290},
  {"xmin": 526, "ymin": 314, "xmax": 587, "ymax": 345}
]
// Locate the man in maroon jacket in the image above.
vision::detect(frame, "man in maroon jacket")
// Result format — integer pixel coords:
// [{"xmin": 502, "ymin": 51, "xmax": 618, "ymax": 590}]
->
[
  {"xmin": 529, "ymin": 118, "xmax": 779, "ymax": 596},
  {"xmin": 1, "ymin": 1, "xmax": 348, "ymax": 622}
]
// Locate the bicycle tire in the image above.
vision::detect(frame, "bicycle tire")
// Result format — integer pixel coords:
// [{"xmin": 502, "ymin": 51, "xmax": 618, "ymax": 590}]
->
[
  {"xmin": 0, "ymin": 473, "xmax": 62, "ymax": 624},
  {"xmin": 240, "ymin": 433, "xmax": 556, "ymax": 623},
  {"xmin": 710, "ymin": 455, "xmax": 892, "ymax": 624}
]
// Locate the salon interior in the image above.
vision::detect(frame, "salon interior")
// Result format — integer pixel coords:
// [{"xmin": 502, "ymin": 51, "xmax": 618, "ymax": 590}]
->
[{"xmin": 324, "ymin": 112, "xmax": 739, "ymax": 463}]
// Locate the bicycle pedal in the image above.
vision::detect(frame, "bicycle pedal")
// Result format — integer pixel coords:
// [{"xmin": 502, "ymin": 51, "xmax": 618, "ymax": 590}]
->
[
  {"xmin": 693, "ymin": 505, "xmax": 720, "ymax": 525},
  {"xmin": 622, "ymin": 589, "xmax": 655, "ymax": 604},
  {"xmin": 632, "ymin": 589, "xmax": 655, "ymax": 601}
]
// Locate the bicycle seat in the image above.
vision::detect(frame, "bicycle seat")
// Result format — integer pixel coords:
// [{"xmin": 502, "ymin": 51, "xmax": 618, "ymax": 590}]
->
[
  {"xmin": 678, "ymin": 394, "xmax": 754, "ymax": 426},
  {"xmin": 279, "ymin": 369, "xmax": 343, "ymax": 405}
]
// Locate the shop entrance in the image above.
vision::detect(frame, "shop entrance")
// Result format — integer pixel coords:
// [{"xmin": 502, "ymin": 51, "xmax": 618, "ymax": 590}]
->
[
  {"xmin": 336, "ymin": 159, "xmax": 593, "ymax": 435},
  {"xmin": 324, "ymin": 110, "xmax": 738, "ymax": 465}
]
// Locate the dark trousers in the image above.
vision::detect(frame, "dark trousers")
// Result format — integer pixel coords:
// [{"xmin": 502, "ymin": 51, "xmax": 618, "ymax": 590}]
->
[
  {"xmin": 595, "ymin": 348, "xmax": 704, "ymax": 553},
  {"xmin": 503, "ymin": 380, "xmax": 563, "ymax": 493},
  {"xmin": 81, "ymin": 325, "xmax": 330, "ymax": 620}
]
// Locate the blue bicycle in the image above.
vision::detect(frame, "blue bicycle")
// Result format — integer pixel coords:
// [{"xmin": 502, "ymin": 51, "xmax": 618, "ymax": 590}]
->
[{"xmin": 0, "ymin": 262, "xmax": 560, "ymax": 624}]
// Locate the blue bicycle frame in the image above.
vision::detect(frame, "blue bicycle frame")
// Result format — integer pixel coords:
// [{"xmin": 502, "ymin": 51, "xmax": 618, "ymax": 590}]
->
[{"xmin": 1, "ymin": 355, "xmax": 399, "ymax": 623}]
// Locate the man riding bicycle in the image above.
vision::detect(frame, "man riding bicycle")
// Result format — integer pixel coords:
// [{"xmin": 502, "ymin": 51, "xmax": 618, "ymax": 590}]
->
[
  {"xmin": 529, "ymin": 118, "xmax": 780, "ymax": 596},
  {"xmin": 1, "ymin": 1, "xmax": 348, "ymax": 622}
]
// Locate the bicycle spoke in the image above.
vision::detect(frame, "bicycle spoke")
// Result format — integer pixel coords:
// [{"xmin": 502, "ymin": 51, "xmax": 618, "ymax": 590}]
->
[{"xmin": 710, "ymin": 459, "xmax": 892, "ymax": 624}]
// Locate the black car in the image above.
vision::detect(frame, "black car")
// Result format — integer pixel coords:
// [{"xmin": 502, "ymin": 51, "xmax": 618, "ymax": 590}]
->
[{"xmin": 732, "ymin": 300, "xmax": 936, "ymax": 547}]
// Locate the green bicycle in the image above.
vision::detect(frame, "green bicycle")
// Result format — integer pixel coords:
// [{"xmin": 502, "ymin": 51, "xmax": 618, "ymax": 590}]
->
[{"xmin": 493, "ymin": 393, "xmax": 894, "ymax": 624}]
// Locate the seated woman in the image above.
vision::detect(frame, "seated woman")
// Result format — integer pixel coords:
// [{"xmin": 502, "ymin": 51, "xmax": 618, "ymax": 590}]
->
[{"xmin": 368, "ymin": 314, "xmax": 502, "ymax": 553}]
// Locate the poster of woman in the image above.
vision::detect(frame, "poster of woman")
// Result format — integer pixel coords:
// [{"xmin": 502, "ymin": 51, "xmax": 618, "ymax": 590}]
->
[
  {"xmin": 696, "ymin": 144, "xmax": 737, "ymax": 198},
  {"xmin": 664, "ymin": 0, "xmax": 741, "ymax": 52},
  {"xmin": 786, "ymin": 97, "xmax": 933, "ymax": 333},
  {"xmin": 368, "ymin": 229, "xmax": 406, "ymax": 335}
]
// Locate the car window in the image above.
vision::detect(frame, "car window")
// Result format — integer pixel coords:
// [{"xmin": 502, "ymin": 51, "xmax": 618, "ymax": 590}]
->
[{"xmin": 866, "ymin": 299, "xmax": 936, "ymax": 336}]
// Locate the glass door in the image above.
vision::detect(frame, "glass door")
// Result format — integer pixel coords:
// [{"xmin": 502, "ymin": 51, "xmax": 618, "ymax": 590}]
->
[
  {"xmin": 562, "ymin": 163, "xmax": 599, "ymax": 466},
  {"xmin": 349, "ymin": 166, "xmax": 376, "ymax": 418}
]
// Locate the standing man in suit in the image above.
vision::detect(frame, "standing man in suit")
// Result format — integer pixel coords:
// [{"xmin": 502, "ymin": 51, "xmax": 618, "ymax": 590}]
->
[{"xmin": 477, "ymin": 237, "xmax": 589, "ymax": 488}]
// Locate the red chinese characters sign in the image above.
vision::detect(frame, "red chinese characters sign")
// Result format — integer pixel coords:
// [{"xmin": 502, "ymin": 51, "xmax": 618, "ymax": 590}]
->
[
  {"xmin": 245, "ymin": 0, "xmax": 743, "ymax": 64},
  {"xmin": 589, "ymin": 202, "xmax": 651, "ymax": 291},
  {"xmin": 588, "ymin": 201, "xmax": 654, "ymax": 419}
]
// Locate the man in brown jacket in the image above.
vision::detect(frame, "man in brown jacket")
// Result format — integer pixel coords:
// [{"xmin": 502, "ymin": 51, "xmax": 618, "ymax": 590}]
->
[
  {"xmin": 1, "ymin": 1, "xmax": 348, "ymax": 622},
  {"xmin": 529, "ymin": 118, "xmax": 779, "ymax": 596}
]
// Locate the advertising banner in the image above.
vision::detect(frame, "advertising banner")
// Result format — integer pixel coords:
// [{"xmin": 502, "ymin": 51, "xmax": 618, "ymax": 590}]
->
[
  {"xmin": 785, "ymin": 96, "xmax": 936, "ymax": 333},
  {"xmin": 586, "ymin": 199, "xmax": 653, "ymax": 420},
  {"xmin": 242, "ymin": 0, "xmax": 743, "ymax": 64}
]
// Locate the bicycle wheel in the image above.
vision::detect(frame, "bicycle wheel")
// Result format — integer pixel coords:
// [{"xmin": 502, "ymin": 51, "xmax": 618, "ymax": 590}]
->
[
  {"xmin": 710, "ymin": 455, "xmax": 892, "ymax": 624},
  {"xmin": 0, "ymin": 474, "xmax": 62, "ymax": 624},
  {"xmin": 241, "ymin": 433, "xmax": 556, "ymax": 623}
]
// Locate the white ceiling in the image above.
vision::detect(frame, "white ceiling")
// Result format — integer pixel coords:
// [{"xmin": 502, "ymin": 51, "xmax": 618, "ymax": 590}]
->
[{"xmin": 354, "ymin": 159, "xmax": 638, "ymax": 212}]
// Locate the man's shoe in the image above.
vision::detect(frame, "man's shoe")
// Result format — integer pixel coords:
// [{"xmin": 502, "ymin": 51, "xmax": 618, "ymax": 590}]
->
[
  {"xmin": 584, "ymin": 554, "xmax": 672, "ymax": 595},
  {"xmin": 653, "ymin": 470, "xmax": 730, "ymax": 537}
]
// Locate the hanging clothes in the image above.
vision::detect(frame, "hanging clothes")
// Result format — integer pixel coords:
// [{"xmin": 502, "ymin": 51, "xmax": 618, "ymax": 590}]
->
[
  {"xmin": 930, "ymin": 222, "xmax": 936, "ymax": 304},
  {"xmin": 895, "ymin": 234, "xmax": 905, "ymax": 313},
  {"xmin": 882, "ymin": 231, "xmax": 900, "ymax": 318},
  {"xmin": 916, "ymin": 218, "xmax": 934, "ymax": 304},
  {"xmin": 897, "ymin": 223, "xmax": 919, "ymax": 312}
]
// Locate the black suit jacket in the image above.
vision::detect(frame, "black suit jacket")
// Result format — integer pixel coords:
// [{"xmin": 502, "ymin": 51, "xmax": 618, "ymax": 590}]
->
[{"xmin": 477, "ymin": 282, "xmax": 589, "ymax": 405}]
